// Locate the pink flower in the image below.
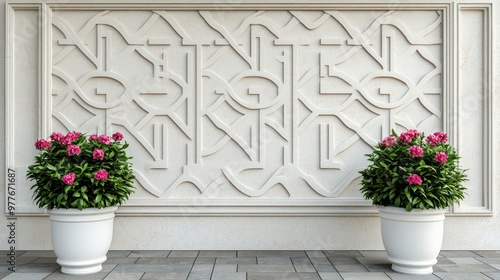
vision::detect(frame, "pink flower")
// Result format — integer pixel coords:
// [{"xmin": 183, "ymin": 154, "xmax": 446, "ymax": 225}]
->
[
  {"xmin": 66, "ymin": 144, "xmax": 81, "ymax": 156},
  {"xmin": 425, "ymin": 135, "xmax": 439, "ymax": 146},
  {"xmin": 50, "ymin": 132, "xmax": 64, "ymax": 142},
  {"xmin": 398, "ymin": 129, "xmax": 420, "ymax": 143},
  {"xmin": 89, "ymin": 134, "xmax": 98, "ymax": 141},
  {"xmin": 426, "ymin": 132, "xmax": 449, "ymax": 146},
  {"xmin": 35, "ymin": 139, "xmax": 51, "ymax": 150},
  {"xmin": 408, "ymin": 145, "xmax": 424, "ymax": 158},
  {"xmin": 407, "ymin": 174, "xmax": 422, "ymax": 185},
  {"xmin": 112, "ymin": 132, "xmax": 124, "ymax": 141},
  {"xmin": 435, "ymin": 152, "xmax": 448, "ymax": 164},
  {"xmin": 94, "ymin": 169, "xmax": 108, "ymax": 181},
  {"xmin": 98, "ymin": 134, "xmax": 111, "ymax": 145},
  {"xmin": 59, "ymin": 135, "xmax": 73, "ymax": 146},
  {"xmin": 93, "ymin": 149, "xmax": 105, "ymax": 160},
  {"xmin": 433, "ymin": 132, "xmax": 448, "ymax": 144},
  {"xmin": 62, "ymin": 172, "xmax": 76, "ymax": 185},
  {"xmin": 382, "ymin": 135, "xmax": 397, "ymax": 147}
]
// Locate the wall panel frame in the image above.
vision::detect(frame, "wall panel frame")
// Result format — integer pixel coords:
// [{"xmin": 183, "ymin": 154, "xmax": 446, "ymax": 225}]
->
[{"xmin": 4, "ymin": 1, "xmax": 493, "ymax": 217}]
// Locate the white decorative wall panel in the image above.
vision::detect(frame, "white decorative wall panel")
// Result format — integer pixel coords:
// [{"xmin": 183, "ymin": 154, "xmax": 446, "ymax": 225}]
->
[{"xmin": 4, "ymin": 2, "xmax": 493, "ymax": 217}]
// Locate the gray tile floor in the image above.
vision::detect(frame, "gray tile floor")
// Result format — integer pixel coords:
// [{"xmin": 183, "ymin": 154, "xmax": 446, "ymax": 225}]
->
[{"xmin": 1, "ymin": 250, "xmax": 500, "ymax": 280}]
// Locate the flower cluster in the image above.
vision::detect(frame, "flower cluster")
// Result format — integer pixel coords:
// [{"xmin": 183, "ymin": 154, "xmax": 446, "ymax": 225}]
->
[
  {"xmin": 27, "ymin": 131, "xmax": 135, "ymax": 210},
  {"xmin": 360, "ymin": 129, "xmax": 467, "ymax": 211}
]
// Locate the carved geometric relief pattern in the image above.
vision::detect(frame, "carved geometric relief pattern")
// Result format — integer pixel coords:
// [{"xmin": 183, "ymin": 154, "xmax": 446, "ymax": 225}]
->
[{"xmin": 50, "ymin": 9, "xmax": 442, "ymax": 200}]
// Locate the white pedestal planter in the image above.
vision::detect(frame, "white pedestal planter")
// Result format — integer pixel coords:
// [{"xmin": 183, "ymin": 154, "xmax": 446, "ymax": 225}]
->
[
  {"xmin": 49, "ymin": 207, "xmax": 117, "ymax": 275},
  {"xmin": 378, "ymin": 206, "xmax": 446, "ymax": 275}
]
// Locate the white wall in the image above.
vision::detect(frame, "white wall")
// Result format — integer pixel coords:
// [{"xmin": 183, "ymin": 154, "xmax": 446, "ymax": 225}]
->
[{"xmin": 1, "ymin": 0, "xmax": 499, "ymax": 250}]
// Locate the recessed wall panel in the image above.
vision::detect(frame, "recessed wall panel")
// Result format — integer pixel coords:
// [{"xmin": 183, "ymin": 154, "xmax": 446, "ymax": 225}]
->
[{"xmin": 456, "ymin": 6, "xmax": 492, "ymax": 214}]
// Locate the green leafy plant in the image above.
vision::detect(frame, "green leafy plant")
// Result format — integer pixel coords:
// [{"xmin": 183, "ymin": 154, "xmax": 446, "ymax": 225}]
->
[
  {"xmin": 27, "ymin": 131, "xmax": 135, "ymax": 210},
  {"xmin": 359, "ymin": 129, "xmax": 467, "ymax": 211}
]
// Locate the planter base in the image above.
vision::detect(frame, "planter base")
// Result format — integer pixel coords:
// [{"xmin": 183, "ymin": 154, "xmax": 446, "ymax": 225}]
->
[
  {"xmin": 59, "ymin": 257, "xmax": 106, "ymax": 275},
  {"xmin": 390, "ymin": 259, "xmax": 436, "ymax": 275}
]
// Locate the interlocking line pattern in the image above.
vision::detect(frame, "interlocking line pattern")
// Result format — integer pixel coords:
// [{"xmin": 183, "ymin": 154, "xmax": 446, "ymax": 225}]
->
[{"xmin": 50, "ymin": 9, "xmax": 442, "ymax": 200}]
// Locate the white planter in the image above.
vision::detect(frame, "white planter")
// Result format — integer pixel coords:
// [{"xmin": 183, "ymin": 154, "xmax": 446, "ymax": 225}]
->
[
  {"xmin": 378, "ymin": 206, "xmax": 446, "ymax": 275},
  {"xmin": 49, "ymin": 207, "xmax": 117, "ymax": 275}
]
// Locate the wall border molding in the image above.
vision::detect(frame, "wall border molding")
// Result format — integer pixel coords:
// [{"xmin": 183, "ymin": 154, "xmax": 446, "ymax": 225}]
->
[{"xmin": 5, "ymin": 1, "xmax": 493, "ymax": 217}]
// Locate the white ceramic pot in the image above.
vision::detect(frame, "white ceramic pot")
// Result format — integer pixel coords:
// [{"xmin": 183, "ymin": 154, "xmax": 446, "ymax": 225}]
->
[
  {"xmin": 49, "ymin": 207, "xmax": 117, "ymax": 275},
  {"xmin": 378, "ymin": 206, "xmax": 446, "ymax": 275}
]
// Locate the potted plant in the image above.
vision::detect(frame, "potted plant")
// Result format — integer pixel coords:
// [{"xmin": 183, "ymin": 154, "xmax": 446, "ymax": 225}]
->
[
  {"xmin": 26, "ymin": 131, "xmax": 135, "ymax": 275},
  {"xmin": 360, "ymin": 129, "xmax": 467, "ymax": 275}
]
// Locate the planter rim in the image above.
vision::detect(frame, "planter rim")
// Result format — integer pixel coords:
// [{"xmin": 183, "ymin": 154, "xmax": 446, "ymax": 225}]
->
[
  {"xmin": 377, "ymin": 205, "xmax": 447, "ymax": 214},
  {"xmin": 377, "ymin": 205, "xmax": 446, "ymax": 222},
  {"xmin": 49, "ymin": 207, "xmax": 117, "ymax": 223},
  {"xmin": 48, "ymin": 206, "xmax": 118, "ymax": 213}
]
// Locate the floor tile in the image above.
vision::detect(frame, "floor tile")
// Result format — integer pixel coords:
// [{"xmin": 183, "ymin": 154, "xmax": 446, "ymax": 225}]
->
[
  {"xmin": 291, "ymin": 257, "xmax": 312, "ymax": 264},
  {"xmin": 436, "ymin": 257, "xmax": 455, "ymax": 264},
  {"xmin": 198, "ymin": 251, "xmax": 236, "ymax": 257},
  {"xmin": 356, "ymin": 257, "xmax": 392, "ymax": 272},
  {"xmin": 439, "ymin": 251, "xmax": 482, "ymax": 258},
  {"xmin": 31, "ymin": 257, "xmax": 57, "ymax": 264},
  {"xmin": 306, "ymin": 251, "xmax": 326, "ymax": 258},
  {"xmin": 247, "ymin": 272, "xmax": 321, "ymax": 280},
  {"xmin": 293, "ymin": 263, "xmax": 316, "ymax": 273},
  {"xmin": 309, "ymin": 257, "xmax": 332, "ymax": 265},
  {"xmin": 238, "ymin": 264, "xmax": 296, "ymax": 272},
  {"xmin": 112, "ymin": 264, "xmax": 192, "ymax": 273},
  {"xmin": 186, "ymin": 271, "xmax": 212, "ymax": 280},
  {"xmin": 211, "ymin": 272, "xmax": 246, "ymax": 280},
  {"xmin": 107, "ymin": 251, "xmax": 133, "ymax": 257},
  {"xmin": 141, "ymin": 272, "xmax": 189, "ymax": 280},
  {"xmin": 169, "ymin": 251, "xmax": 199, "ymax": 257},
  {"xmin": 8, "ymin": 257, "xmax": 38, "ymax": 265},
  {"xmin": 478, "ymin": 258, "xmax": 500, "ymax": 264},
  {"xmin": 135, "ymin": 257, "xmax": 196, "ymax": 265},
  {"xmin": 323, "ymin": 251, "xmax": 363, "ymax": 258},
  {"xmin": 484, "ymin": 272, "xmax": 500, "ymax": 280},
  {"xmin": 17, "ymin": 251, "xmax": 56, "ymax": 258},
  {"xmin": 318, "ymin": 272, "xmax": 343, "ymax": 280},
  {"xmin": 0, "ymin": 272, "xmax": 12, "ymax": 278},
  {"xmin": 433, "ymin": 272, "xmax": 493, "ymax": 280},
  {"xmin": 44, "ymin": 271, "xmax": 111, "ymax": 280},
  {"xmin": 472, "ymin": 251, "xmax": 500, "ymax": 258},
  {"xmin": 435, "ymin": 264, "xmax": 499, "ymax": 273},
  {"xmin": 213, "ymin": 264, "xmax": 237, "ymax": 273},
  {"xmin": 311, "ymin": 264, "xmax": 336, "ymax": 272},
  {"xmin": 238, "ymin": 250, "xmax": 307, "ymax": 258},
  {"xmin": 2, "ymin": 272, "xmax": 51, "ymax": 280},
  {"xmin": 291, "ymin": 257, "xmax": 315, "ymax": 272},
  {"xmin": 448, "ymin": 257, "xmax": 485, "ymax": 264},
  {"xmin": 357, "ymin": 257, "xmax": 390, "ymax": 265},
  {"xmin": 363, "ymin": 263, "xmax": 393, "ymax": 272},
  {"xmin": 103, "ymin": 272, "xmax": 145, "ymax": 280},
  {"xmin": 334, "ymin": 264, "xmax": 369, "ymax": 272},
  {"xmin": 327, "ymin": 257, "xmax": 361, "ymax": 265},
  {"xmin": 190, "ymin": 264, "xmax": 214, "ymax": 273},
  {"xmin": 12, "ymin": 264, "xmax": 60, "ymax": 273},
  {"xmin": 257, "ymin": 257, "xmax": 293, "ymax": 265},
  {"xmin": 104, "ymin": 257, "xmax": 139, "ymax": 264},
  {"xmin": 194, "ymin": 257, "xmax": 216, "ymax": 265},
  {"xmin": 128, "ymin": 251, "xmax": 170, "ymax": 257},
  {"xmin": 359, "ymin": 251, "xmax": 389, "ymax": 258},
  {"xmin": 215, "ymin": 257, "xmax": 256, "ymax": 265},
  {"xmin": 339, "ymin": 272, "xmax": 391, "ymax": 280}
]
